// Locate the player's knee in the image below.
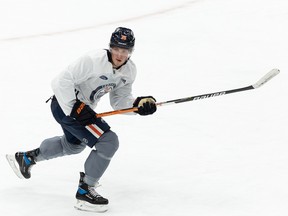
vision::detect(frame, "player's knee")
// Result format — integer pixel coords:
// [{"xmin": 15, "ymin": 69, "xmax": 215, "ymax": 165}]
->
[
  {"xmin": 38, "ymin": 136, "xmax": 65, "ymax": 160},
  {"xmin": 61, "ymin": 136, "xmax": 86, "ymax": 155},
  {"xmin": 96, "ymin": 130, "xmax": 119, "ymax": 160}
]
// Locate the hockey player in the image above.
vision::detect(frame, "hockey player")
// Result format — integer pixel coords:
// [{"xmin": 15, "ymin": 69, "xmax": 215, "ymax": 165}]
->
[{"xmin": 6, "ymin": 27, "xmax": 157, "ymax": 212}]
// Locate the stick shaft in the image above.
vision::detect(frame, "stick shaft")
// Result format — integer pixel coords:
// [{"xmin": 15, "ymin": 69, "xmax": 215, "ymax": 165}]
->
[
  {"xmin": 96, "ymin": 68, "xmax": 279, "ymax": 118},
  {"xmin": 96, "ymin": 86, "xmax": 253, "ymax": 117}
]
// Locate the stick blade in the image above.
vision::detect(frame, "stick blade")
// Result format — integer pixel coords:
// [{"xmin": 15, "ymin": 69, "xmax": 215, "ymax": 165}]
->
[{"xmin": 253, "ymin": 68, "xmax": 280, "ymax": 88}]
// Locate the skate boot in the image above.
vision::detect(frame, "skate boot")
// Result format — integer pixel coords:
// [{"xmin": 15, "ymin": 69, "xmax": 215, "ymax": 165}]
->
[
  {"xmin": 74, "ymin": 172, "xmax": 109, "ymax": 212},
  {"xmin": 6, "ymin": 149, "xmax": 38, "ymax": 179}
]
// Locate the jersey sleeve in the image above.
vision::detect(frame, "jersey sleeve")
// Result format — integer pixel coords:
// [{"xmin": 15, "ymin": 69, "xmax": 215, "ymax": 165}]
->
[
  {"xmin": 51, "ymin": 55, "xmax": 93, "ymax": 115},
  {"xmin": 109, "ymin": 82, "xmax": 136, "ymax": 113}
]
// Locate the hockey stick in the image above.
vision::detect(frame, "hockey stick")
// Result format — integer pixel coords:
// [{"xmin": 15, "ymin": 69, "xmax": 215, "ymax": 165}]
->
[{"xmin": 96, "ymin": 68, "xmax": 280, "ymax": 118}]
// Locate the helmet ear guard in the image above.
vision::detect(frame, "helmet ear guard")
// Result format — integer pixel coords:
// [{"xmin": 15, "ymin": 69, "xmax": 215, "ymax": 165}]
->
[{"xmin": 109, "ymin": 27, "xmax": 135, "ymax": 50}]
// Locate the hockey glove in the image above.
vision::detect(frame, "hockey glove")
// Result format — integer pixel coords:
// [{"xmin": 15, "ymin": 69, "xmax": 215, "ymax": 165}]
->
[
  {"xmin": 133, "ymin": 96, "xmax": 157, "ymax": 115},
  {"xmin": 70, "ymin": 100, "xmax": 97, "ymax": 126}
]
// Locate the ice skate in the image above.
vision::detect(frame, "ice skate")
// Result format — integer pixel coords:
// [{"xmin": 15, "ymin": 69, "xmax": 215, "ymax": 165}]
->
[
  {"xmin": 74, "ymin": 172, "xmax": 109, "ymax": 212},
  {"xmin": 6, "ymin": 151, "xmax": 37, "ymax": 179}
]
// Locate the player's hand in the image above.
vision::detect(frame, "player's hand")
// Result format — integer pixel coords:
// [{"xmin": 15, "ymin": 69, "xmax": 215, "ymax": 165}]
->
[
  {"xmin": 70, "ymin": 100, "xmax": 97, "ymax": 126},
  {"xmin": 133, "ymin": 96, "xmax": 157, "ymax": 115}
]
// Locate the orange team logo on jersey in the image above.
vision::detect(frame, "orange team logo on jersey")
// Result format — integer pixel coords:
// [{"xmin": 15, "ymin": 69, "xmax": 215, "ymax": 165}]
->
[{"xmin": 121, "ymin": 35, "xmax": 127, "ymax": 40}]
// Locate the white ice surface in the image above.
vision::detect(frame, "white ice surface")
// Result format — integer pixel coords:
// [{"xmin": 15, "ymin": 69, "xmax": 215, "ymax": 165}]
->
[{"xmin": 0, "ymin": 0, "xmax": 287, "ymax": 215}]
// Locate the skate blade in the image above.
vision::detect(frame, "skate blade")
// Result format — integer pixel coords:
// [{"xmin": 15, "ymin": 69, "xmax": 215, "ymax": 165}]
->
[
  {"xmin": 6, "ymin": 154, "xmax": 25, "ymax": 179},
  {"xmin": 74, "ymin": 200, "xmax": 108, "ymax": 213}
]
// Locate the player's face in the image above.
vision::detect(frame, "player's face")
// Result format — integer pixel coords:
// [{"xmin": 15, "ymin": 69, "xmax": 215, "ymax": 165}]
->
[{"xmin": 110, "ymin": 47, "xmax": 132, "ymax": 68}]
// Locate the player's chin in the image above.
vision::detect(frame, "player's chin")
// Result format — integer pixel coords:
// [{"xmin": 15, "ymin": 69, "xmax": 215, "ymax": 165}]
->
[{"xmin": 115, "ymin": 61, "xmax": 125, "ymax": 67}]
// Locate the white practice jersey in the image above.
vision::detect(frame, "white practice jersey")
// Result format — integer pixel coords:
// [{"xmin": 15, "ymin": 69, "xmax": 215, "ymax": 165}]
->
[{"xmin": 51, "ymin": 49, "xmax": 137, "ymax": 116}]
